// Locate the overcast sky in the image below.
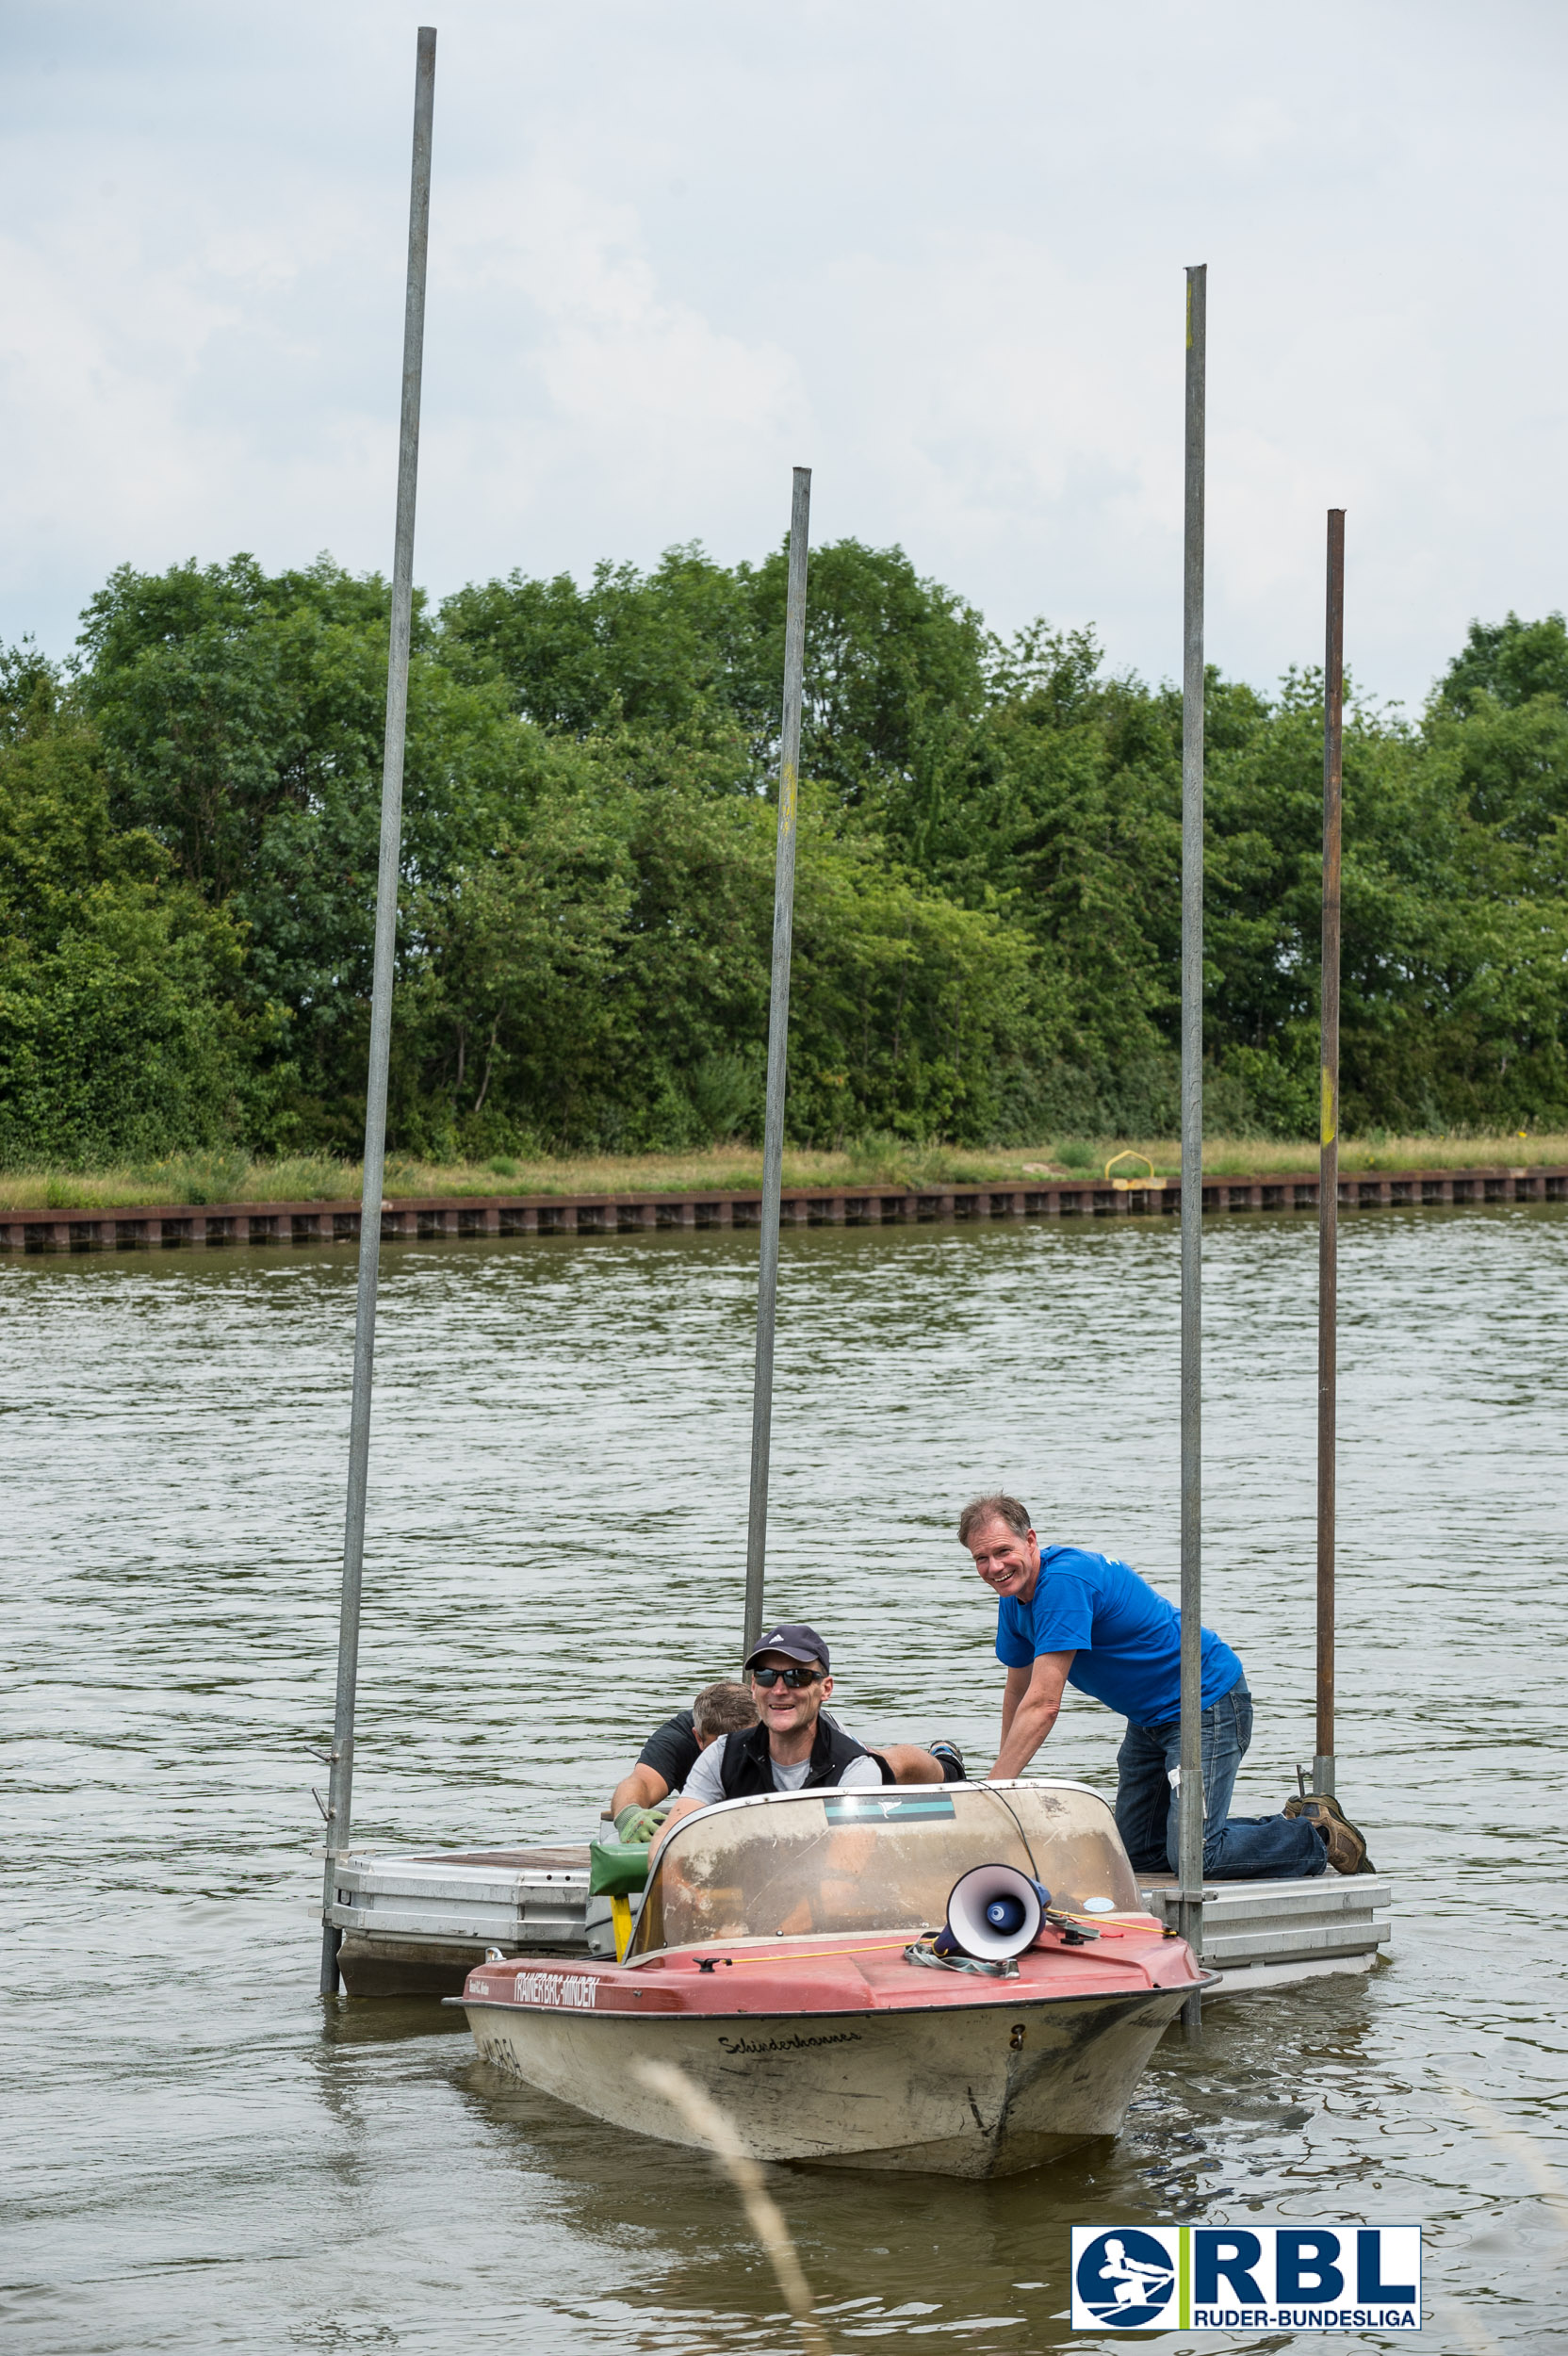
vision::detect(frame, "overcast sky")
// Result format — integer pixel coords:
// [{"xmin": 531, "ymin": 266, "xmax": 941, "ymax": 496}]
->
[{"xmin": 4, "ymin": 0, "xmax": 1564, "ymax": 706}]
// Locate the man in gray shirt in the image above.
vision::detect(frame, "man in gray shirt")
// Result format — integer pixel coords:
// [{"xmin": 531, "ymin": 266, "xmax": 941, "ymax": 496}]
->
[{"xmin": 660, "ymin": 1623, "xmax": 885, "ymax": 1832}]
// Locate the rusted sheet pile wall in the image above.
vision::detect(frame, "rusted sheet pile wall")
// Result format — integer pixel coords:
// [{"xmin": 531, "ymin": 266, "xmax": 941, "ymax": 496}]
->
[{"xmin": 4, "ymin": 1166, "xmax": 1564, "ymax": 1252}]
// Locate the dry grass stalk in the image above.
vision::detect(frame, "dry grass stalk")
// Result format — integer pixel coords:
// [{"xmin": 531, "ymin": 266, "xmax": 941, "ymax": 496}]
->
[
  {"xmin": 1437, "ymin": 2298, "xmax": 1508, "ymax": 2354},
  {"xmin": 1434, "ymin": 2070, "xmax": 1568, "ymax": 2239},
  {"xmin": 633, "ymin": 2060, "xmax": 833, "ymax": 2356}
]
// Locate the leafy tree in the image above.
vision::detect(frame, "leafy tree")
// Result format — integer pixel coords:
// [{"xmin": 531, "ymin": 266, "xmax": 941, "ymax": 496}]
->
[
  {"xmin": 1437, "ymin": 611, "xmax": 1568, "ymax": 713},
  {"xmin": 436, "ymin": 536, "xmax": 991, "ymax": 803},
  {"xmin": 0, "ymin": 679, "xmax": 268, "ymax": 1162},
  {"xmin": 437, "ymin": 544, "xmax": 762, "ymax": 744},
  {"xmin": 5, "ymin": 552, "xmax": 1567, "ymax": 1165}
]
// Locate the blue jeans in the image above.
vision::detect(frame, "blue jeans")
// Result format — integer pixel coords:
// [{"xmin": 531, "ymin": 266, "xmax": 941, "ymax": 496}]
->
[{"xmin": 1114, "ymin": 1679, "xmax": 1326, "ymax": 1880}]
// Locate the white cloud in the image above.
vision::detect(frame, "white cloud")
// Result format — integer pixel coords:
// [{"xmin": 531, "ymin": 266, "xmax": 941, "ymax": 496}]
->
[{"xmin": 3, "ymin": 0, "xmax": 1567, "ymax": 702}]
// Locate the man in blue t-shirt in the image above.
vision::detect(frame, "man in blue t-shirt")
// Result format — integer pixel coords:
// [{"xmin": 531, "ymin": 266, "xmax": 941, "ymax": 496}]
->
[{"xmin": 959, "ymin": 1493, "xmax": 1371, "ymax": 1880}]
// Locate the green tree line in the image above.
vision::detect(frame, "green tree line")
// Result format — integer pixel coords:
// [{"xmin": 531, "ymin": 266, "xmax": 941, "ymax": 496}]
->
[{"xmin": 3, "ymin": 541, "xmax": 1567, "ymax": 1164}]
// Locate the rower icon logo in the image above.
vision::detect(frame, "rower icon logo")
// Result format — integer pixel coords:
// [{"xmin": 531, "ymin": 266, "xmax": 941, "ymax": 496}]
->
[{"xmin": 1073, "ymin": 2228, "xmax": 1178, "ymax": 2328}]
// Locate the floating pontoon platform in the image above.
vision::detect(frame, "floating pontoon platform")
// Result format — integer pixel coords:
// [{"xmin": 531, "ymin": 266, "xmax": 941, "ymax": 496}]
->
[
  {"xmin": 326, "ymin": 1840, "xmax": 1390, "ymax": 2001},
  {"xmin": 1136, "ymin": 1870, "xmax": 1391, "ymax": 1993},
  {"xmin": 329, "ymin": 1844, "xmax": 612, "ymax": 1997}
]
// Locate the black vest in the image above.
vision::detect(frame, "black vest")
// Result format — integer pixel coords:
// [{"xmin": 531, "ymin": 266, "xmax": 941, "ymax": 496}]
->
[{"xmin": 716, "ymin": 1716, "xmax": 884, "ymax": 1798}]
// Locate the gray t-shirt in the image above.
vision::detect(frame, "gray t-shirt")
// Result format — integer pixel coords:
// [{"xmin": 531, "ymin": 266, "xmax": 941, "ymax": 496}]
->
[{"xmin": 680, "ymin": 1732, "xmax": 882, "ymax": 1807}]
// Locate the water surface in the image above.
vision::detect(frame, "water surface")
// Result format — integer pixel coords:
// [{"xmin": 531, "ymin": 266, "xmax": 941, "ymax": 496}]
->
[{"xmin": 4, "ymin": 1208, "xmax": 1564, "ymax": 2351}]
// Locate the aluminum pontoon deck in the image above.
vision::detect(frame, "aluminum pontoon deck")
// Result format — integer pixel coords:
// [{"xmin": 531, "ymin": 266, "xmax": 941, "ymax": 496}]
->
[{"xmin": 327, "ymin": 1836, "xmax": 1390, "ymax": 2000}]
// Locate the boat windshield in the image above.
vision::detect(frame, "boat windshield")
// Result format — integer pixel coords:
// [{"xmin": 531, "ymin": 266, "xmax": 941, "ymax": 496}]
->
[{"xmin": 630, "ymin": 1782, "xmax": 1140, "ymax": 1956}]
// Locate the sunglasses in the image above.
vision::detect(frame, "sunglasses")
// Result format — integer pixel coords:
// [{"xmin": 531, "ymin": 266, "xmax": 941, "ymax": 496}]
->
[{"xmin": 750, "ymin": 1664, "xmax": 823, "ymax": 1689}]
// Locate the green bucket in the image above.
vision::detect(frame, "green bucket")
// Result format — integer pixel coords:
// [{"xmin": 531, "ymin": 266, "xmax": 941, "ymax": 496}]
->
[{"xmin": 589, "ymin": 1839, "xmax": 651, "ymax": 1898}]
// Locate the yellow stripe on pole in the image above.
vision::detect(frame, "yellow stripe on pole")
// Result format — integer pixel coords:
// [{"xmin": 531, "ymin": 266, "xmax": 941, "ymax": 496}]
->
[{"xmin": 1320, "ymin": 1067, "xmax": 1337, "ymax": 1147}]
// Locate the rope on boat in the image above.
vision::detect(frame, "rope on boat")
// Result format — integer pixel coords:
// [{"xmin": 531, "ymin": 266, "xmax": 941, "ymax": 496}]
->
[{"xmin": 902, "ymin": 1936, "xmax": 1020, "ymax": 1979}]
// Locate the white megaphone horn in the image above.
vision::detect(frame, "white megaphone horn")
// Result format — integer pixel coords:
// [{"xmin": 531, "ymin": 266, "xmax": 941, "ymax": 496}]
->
[{"xmin": 936, "ymin": 1863, "xmax": 1052, "ymax": 1962}]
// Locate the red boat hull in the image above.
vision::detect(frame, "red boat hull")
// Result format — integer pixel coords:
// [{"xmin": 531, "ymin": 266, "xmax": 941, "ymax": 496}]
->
[{"xmin": 459, "ymin": 1921, "xmax": 1204, "ymax": 2177}]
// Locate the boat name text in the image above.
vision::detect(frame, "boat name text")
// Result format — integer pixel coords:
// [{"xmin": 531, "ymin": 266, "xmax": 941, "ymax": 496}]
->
[
  {"xmin": 513, "ymin": 1972, "xmax": 598, "ymax": 2009},
  {"xmin": 717, "ymin": 2029, "xmax": 864, "ymax": 2055}
]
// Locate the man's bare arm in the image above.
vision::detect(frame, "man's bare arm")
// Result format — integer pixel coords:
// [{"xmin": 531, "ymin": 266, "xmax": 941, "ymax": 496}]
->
[
  {"xmin": 988, "ymin": 1651, "xmax": 1074, "ymax": 1780},
  {"xmin": 999, "ymin": 1663, "xmax": 1033, "ymax": 1744},
  {"xmin": 609, "ymin": 1764, "xmax": 672, "ymax": 1818}
]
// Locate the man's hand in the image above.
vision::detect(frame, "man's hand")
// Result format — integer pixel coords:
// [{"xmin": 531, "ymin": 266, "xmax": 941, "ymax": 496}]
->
[
  {"xmin": 612, "ymin": 1802, "xmax": 670, "ymax": 1846},
  {"xmin": 988, "ymin": 1650, "xmax": 1074, "ymax": 1779}
]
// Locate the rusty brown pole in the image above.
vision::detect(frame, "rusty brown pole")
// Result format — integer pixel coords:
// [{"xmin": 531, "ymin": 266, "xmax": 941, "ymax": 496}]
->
[{"xmin": 1315, "ymin": 509, "xmax": 1345, "ymax": 1797}]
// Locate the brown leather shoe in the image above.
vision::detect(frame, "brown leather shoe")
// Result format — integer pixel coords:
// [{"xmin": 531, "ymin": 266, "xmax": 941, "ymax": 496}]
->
[{"xmin": 1283, "ymin": 1792, "xmax": 1373, "ymax": 1875}]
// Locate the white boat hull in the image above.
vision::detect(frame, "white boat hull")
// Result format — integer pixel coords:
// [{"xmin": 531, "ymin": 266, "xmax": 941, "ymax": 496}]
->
[{"xmin": 465, "ymin": 1986, "xmax": 1187, "ymax": 2178}]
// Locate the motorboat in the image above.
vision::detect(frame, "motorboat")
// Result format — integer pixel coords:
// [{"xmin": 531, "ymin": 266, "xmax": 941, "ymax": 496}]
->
[{"xmin": 453, "ymin": 1778, "xmax": 1208, "ymax": 2178}]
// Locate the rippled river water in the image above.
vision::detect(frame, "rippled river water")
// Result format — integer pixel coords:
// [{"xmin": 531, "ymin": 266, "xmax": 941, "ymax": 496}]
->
[{"xmin": 4, "ymin": 1207, "xmax": 1566, "ymax": 2353}]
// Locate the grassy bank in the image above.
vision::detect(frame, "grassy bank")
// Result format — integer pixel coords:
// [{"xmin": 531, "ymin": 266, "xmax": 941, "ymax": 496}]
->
[{"xmin": 2, "ymin": 1133, "xmax": 1561, "ymax": 1214}]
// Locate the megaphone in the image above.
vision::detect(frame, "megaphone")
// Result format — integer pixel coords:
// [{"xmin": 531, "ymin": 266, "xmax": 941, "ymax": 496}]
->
[{"xmin": 936, "ymin": 1863, "xmax": 1053, "ymax": 1961}]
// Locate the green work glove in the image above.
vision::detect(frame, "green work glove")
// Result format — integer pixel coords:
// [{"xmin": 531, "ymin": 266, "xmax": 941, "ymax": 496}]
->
[{"xmin": 614, "ymin": 1803, "xmax": 670, "ymax": 1846}]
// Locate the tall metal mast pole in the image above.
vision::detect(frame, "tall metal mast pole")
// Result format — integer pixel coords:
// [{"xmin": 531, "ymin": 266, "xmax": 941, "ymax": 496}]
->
[
  {"xmin": 743, "ymin": 467, "xmax": 812, "ymax": 1661},
  {"xmin": 320, "ymin": 25, "xmax": 436, "ymax": 1995},
  {"xmin": 1177, "ymin": 264, "xmax": 1207, "ymax": 2028},
  {"xmin": 1315, "ymin": 509, "xmax": 1345, "ymax": 1798}
]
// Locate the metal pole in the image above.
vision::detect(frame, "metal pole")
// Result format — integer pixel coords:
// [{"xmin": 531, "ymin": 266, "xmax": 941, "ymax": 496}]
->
[
  {"xmin": 319, "ymin": 25, "xmax": 436, "ymax": 1995},
  {"xmin": 1315, "ymin": 510, "xmax": 1345, "ymax": 1798},
  {"xmin": 742, "ymin": 467, "xmax": 812, "ymax": 1661},
  {"xmin": 1177, "ymin": 263, "xmax": 1206, "ymax": 2030}
]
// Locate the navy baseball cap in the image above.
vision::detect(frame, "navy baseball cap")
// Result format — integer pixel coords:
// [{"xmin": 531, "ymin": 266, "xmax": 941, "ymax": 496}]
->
[{"xmin": 744, "ymin": 1622, "xmax": 830, "ymax": 1674}]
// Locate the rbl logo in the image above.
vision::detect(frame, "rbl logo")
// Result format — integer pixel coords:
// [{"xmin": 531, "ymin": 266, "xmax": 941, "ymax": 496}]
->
[{"xmin": 1070, "ymin": 2225, "xmax": 1422, "ymax": 2331}]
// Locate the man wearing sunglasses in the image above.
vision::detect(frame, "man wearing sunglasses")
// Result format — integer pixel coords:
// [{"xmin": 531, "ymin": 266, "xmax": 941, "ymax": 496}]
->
[{"xmin": 656, "ymin": 1623, "xmax": 895, "ymax": 1837}]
